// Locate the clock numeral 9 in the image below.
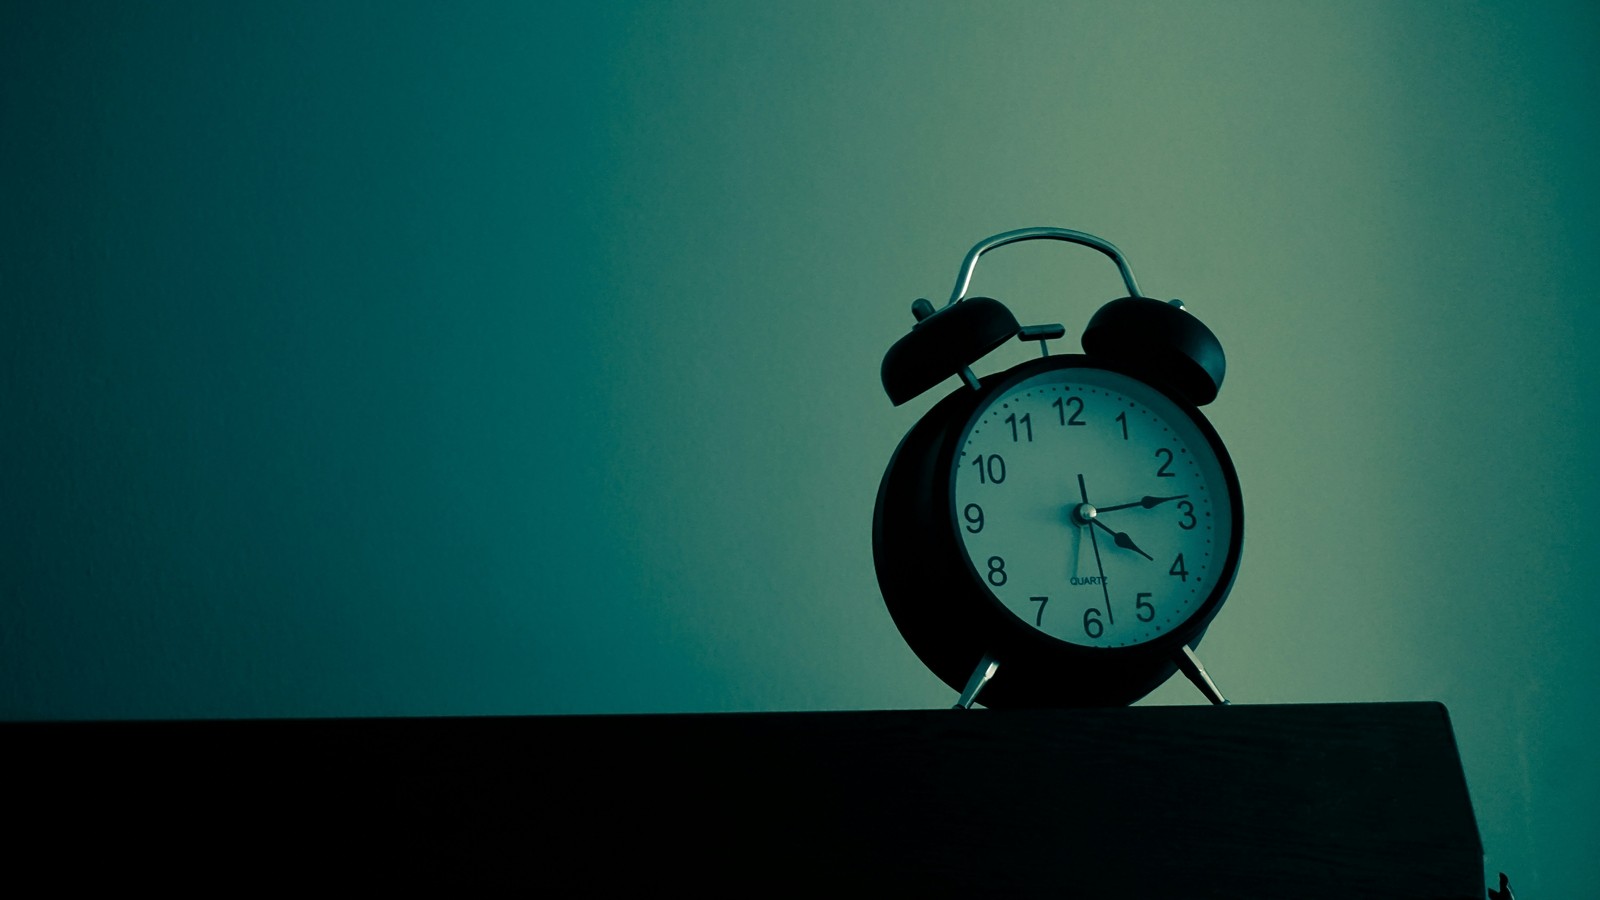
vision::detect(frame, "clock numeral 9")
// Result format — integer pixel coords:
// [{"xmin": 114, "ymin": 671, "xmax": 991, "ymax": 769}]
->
[
  {"xmin": 1136, "ymin": 592, "xmax": 1155, "ymax": 623},
  {"xmin": 986, "ymin": 556, "xmax": 1007, "ymax": 586},
  {"xmin": 962, "ymin": 503, "xmax": 984, "ymax": 533},
  {"xmin": 1082, "ymin": 607, "xmax": 1104, "ymax": 639},
  {"xmin": 971, "ymin": 453, "xmax": 1006, "ymax": 484}
]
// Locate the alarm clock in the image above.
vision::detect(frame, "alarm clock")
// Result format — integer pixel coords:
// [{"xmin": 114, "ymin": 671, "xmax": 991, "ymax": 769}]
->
[{"xmin": 872, "ymin": 227, "xmax": 1243, "ymax": 709}]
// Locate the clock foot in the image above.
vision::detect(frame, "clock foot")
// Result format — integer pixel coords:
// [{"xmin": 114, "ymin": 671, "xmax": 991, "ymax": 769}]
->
[
  {"xmin": 953, "ymin": 653, "xmax": 999, "ymax": 709},
  {"xmin": 1175, "ymin": 645, "xmax": 1230, "ymax": 706}
]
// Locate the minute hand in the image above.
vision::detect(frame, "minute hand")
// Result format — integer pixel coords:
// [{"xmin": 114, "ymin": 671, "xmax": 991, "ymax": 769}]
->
[{"xmin": 1096, "ymin": 494, "xmax": 1188, "ymax": 514}]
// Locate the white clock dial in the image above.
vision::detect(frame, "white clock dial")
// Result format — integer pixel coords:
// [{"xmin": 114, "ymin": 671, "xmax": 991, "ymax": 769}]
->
[{"xmin": 952, "ymin": 366, "xmax": 1237, "ymax": 648}]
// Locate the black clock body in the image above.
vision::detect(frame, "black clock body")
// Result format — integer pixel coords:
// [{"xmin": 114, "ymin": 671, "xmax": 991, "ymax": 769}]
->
[{"xmin": 872, "ymin": 353, "xmax": 1245, "ymax": 708}]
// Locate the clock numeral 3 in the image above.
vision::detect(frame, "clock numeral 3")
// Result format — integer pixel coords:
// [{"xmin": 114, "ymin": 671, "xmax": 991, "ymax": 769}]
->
[{"xmin": 1176, "ymin": 500, "xmax": 1197, "ymax": 530}]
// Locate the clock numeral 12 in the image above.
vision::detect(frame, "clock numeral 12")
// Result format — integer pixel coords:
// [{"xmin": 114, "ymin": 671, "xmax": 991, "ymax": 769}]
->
[{"xmin": 1053, "ymin": 396, "xmax": 1086, "ymax": 427}]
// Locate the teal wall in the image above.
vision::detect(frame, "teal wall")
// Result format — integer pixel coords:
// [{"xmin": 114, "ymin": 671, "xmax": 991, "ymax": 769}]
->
[{"xmin": 4, "ymin": 1, "xmax": 1594, "ymax": 892}]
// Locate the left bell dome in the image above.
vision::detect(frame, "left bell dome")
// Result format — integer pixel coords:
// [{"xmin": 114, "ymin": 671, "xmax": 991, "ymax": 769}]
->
[{"xmin": 881, "ymin": 297, "xmax": 1020, "ymax": 406}]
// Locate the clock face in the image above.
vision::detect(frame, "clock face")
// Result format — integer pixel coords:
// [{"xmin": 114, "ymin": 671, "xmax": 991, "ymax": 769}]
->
[{"xmin": 952, "ymin": 365, "xmax": 1238, "ymax": 649}]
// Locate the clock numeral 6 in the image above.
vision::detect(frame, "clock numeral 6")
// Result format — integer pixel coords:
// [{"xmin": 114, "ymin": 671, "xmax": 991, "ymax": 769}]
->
[{"xmin": 1082, "ymin": 607, "xmax": 1104, "ymax": 639}]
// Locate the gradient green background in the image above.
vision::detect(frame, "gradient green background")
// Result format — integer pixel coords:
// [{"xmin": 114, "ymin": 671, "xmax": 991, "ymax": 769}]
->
[{"xmin": 4, "ymin": 1, "xmax": 1595, "ymax": 892}]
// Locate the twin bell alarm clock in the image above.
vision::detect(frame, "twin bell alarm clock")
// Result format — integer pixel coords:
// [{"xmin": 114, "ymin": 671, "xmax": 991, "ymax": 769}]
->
[{"xmin": 872, "ymin": 227, "xmax": 1243, "ymax": 709}]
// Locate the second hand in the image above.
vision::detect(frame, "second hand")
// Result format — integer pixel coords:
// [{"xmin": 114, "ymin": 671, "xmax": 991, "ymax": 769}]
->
[{"xmin": 1077, "ymin": 474, "xmax": 1114, "ymax": 626}]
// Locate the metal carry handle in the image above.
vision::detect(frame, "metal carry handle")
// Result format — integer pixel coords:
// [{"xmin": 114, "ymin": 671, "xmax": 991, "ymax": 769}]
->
[{"xmin": 945, "ymin": 226, "xmax": 1145, "ymax": 307}]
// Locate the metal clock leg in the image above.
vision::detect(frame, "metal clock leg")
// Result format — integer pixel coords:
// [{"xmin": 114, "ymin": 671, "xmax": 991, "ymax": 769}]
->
[
  {"xmin": 1175, "ymin": 645, "xmax": 1231, "ymax": 706},
  {"xmin": 953, "ymin": 654, "xmax": 1000, "ymax": 709}
]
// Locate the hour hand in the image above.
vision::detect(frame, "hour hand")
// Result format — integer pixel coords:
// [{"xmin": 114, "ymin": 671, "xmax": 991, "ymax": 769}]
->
[
  {"xmin": 1090, "ymin": 518, "xmax": 1154, "ymax": 561},
  {"xmin": 1096, "ymin": 494, "xmax": 1188, "ymax": 514}
]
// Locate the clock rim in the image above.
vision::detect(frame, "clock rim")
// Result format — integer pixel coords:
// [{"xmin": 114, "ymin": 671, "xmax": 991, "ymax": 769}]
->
[
  {"xmin": 872, "ymin": 353, "xmax": 1245, "ymax": 707},
  {"xmin": 947, "ymin": 356, "xmax": 1244, "ymax": 655}
]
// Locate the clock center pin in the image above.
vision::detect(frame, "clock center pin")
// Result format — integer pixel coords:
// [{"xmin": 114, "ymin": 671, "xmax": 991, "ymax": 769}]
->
[{"xmin": 1072, "ymin": 503, "xmax": 1098, "ymax": 526}]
